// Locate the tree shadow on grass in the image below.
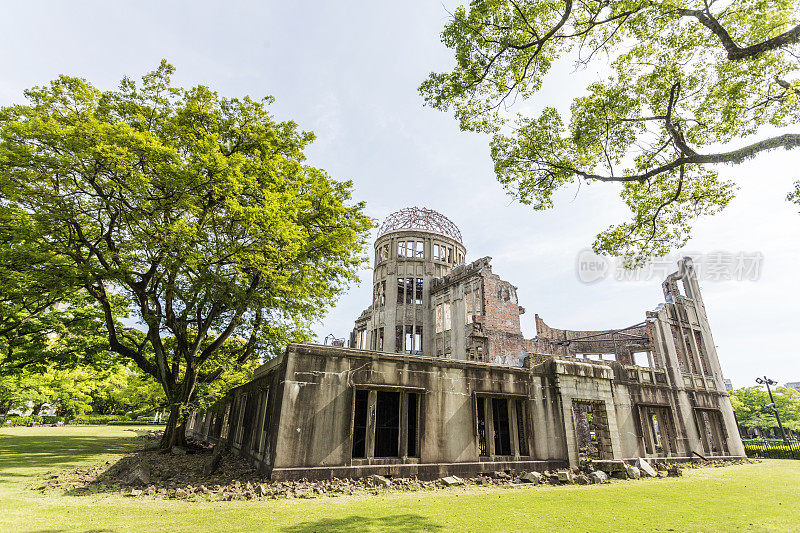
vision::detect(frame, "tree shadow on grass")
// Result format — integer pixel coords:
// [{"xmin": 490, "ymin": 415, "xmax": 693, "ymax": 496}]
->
[
  {"xmin": 280, "ymin": 514, "xmax": 442, "ymax": 533},
  {"xmin": 0, "ymin": 434, "xmax": 144, "ymax": 482}
]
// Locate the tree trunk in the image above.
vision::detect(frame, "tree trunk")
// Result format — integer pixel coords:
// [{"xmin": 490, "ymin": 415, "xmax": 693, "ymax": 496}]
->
[{"xmin": 159, "ymin": 403, "xmax": 187, "ymax": 450}]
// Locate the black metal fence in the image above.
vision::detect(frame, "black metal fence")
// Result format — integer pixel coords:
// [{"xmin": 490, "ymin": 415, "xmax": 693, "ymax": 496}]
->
[{"xmin": 743, "ymin": 440, "xmax": 800, "ymax": 459}]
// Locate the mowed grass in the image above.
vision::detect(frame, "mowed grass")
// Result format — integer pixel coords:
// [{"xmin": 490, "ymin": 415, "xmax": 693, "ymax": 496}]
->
[{"xmin": 1, "ymin": 426, "xmax": 798, "ymax": 532}]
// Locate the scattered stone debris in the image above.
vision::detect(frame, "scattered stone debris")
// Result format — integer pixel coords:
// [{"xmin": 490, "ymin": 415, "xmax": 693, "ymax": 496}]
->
[
  {"xmin": 667, "ymin": 465, "xmax": 683, "ymax": 477},
  {"xmin": 37, "ymin": 451, "xmax": 754, "ymax": 501}
]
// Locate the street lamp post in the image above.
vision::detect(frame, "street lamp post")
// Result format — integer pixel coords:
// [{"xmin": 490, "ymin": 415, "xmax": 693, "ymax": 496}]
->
[{"xmin": 756, "ymin": 376, "xmax": 788, "ymax": 445}]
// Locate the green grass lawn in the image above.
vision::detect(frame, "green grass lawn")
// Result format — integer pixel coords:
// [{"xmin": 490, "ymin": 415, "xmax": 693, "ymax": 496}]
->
[{"xmin": 1, "ymin": 425, "xmax": 798, "ymax": 532}]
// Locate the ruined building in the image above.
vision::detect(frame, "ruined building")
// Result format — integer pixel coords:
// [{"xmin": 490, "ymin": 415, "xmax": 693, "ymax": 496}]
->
[{"xmin": 188, "ymin": 207, "xmax": 745, "ymax": 480}]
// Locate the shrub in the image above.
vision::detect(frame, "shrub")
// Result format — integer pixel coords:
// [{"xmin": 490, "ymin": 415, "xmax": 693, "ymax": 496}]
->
[
  {"xmin": 71, "ymin": 414, "xmax": 132, "ymax": 425},
  {"xmin": 2, "ymin": 415, "xmax": 43, "ymax": 426},
  {"xmin": 743, "ymin": 443, "xmax": 800, "ymax": 460}
]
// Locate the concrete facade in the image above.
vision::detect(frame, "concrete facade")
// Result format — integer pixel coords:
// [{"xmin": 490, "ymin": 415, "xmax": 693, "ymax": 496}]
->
[{"xmin": 188, "ymin": 207, "xmax": 745, "ymax": 480}]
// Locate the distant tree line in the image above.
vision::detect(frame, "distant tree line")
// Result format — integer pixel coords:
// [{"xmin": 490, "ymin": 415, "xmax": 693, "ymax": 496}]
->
[{"xmin": 730, "ymin": 386, "xmax": 800, "ymax": 438}]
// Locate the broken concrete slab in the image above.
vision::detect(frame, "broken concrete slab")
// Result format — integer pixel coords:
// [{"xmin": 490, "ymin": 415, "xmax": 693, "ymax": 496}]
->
[
  {"xmin": 441, "ymin": 475, "xmax": 464, "ymax": 486},
  {"xmin": 635, "ymin": 458, "xmax": 657, "ymax": 477}
]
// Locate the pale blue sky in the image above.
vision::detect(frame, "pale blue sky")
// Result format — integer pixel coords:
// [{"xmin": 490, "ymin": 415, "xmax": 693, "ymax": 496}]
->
[{"xmin": 2, "ymin": 1, "xmax": 798, "ymax": 387}]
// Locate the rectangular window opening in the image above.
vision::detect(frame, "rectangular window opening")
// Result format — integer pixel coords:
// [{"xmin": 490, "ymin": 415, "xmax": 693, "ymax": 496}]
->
[
  {"xmin": 352, "ymin": 390, "xmax": 368, "ymax": 458},
  {"xmin": 395, "ymin": 325, "xmax": 403, "ymax": 352},
  {"xmin": 407, "ymin": 393, "xmax": 418, "ymax": 457},
  {"xmin": 374, "ymin": 391, "xmax": 401, "ymax": 457},
  {"xmin": 492, "ymin": 398, "xmax": 512, "ymax": 455},
  {"xmin": 415, "ymin": 278, "xmax": 423, "ymax": 305},
  {"xmin": 516, "ymin": 400, "xmax": 528, "ymax": 456},
  {"xmin": 477, "ymin": 397, "xmax": 488, "ymax": 456}
]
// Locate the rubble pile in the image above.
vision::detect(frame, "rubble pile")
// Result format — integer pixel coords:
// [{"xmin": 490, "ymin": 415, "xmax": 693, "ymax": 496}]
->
[{"xmin": 37, "ymin": 452, "xmax": 754, "ymax": 501}]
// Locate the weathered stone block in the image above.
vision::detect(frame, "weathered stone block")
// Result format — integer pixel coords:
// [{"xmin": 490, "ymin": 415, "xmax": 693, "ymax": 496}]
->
[
  {"xmin": 370, "ymin": 474, "xmax": 391, "ymax": 487},
  {"xmin": 441, "ymin": 475, "xmax": 464, "ymax": 486},
  {"xmin": 557, "ymin": 470, "xmax": 574, "ymax": 483},
  {"xmin": 519, "ymin": 471, "xmax": 542, "ymax": 484},
  {"xmin": 589, "ymin": 471, "xmax": 608, "ymax": 484},
  {"xmin": 592, "ymin": 460, "xmax": 626, "ymax": 473},
  {"xmin": 624, "ymin": 465, "xmax": 641, "ymax": 479}
]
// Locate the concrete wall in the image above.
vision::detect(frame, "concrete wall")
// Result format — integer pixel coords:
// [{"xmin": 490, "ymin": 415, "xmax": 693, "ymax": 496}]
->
[{"xmin": 188, "ymin": 339, "xmax": 745, "ymax": 481}]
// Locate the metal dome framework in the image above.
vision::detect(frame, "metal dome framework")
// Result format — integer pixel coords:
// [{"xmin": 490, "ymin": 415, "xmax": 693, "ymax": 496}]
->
[{"xmin": 377, "ymin": 207, "xmax": 463, "ymax": 244}]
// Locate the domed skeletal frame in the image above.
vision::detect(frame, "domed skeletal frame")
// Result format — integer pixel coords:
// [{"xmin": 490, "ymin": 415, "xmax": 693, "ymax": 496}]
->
[{"xmin": 377, "ymin": 207, "xmax": 463, "ymax": 244}]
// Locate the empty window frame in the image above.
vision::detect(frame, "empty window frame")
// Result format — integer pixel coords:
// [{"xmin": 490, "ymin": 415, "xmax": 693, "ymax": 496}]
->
[
  {"xmin": 515, "ymin": 399, "xmax": 528, "ymax": 456},
  {"xmin": 414, "ymin": 241, "xmax": 424, "ymax": 259},
  {"xmin": 378, "ymin": 327, "xmax": 384, "ymax": 351},
  {"xmin": 377, "ymin": 243, "xmax": 389, "ymax": 262},
  {"xmin": 639, "ymin": 405, "xmax": 675, "ymax": 455},
  {"xmin": 356, "ymin": 328, "xmax": 367, "ymax": 349},
  {"xmin": 352, "ymin": 389, "xmax": 369, "ymax": 458},
  {"xmin": 434, "ymin": 244, "xmax": 453, "ymax": 263},
  {"xmin": 695, "ymin": 409, "xmax": 728, "ymax": 456},
  {"xmin": 405, "ymin": 278, "xmax": 414, "ymax": 305},
  {"xmin": 351, "ymin": 389, "xmax": 421, "ymax": 459},
  {"xmin": 397, "ymin": 325, "xmax": 422, "ymax": 354},
  {"xmin": 397, "ymin": 278, "xmax": 405, "ymax": 304},
  {"xmin": 375, "ymin": 391, "xmax": 401, "ymax": 457},
  {"xmin": 398, "ymin": 241, "xmax": 408, "ymax": 258},
  {"xmin": 415, "ymin": 278, "xmax": 423, "ymax": 305},
  {"xmin": 671, "ymin": 325, "xmax": 691, "ymax": 373},
  {"xmin": 374, "ymin": 280, "xmax": 386, "ymax": 307},
  {"xmin": 492, "ymin": 398, "xmax": 512, "ymax": 455},
  {"xmin": 632, "ymin": 351, "xmax": 655, "ymax": 368},
  {"xmin": 573, "ymin": 400, "xmax": 612, "ymax": 463},
  {"xmin": 475, "ymin": 396, "xmax": 528, "ymax": 457},
  {"xmin": 693, "ymin": 331, "xmax": 711, "ymax": 375}
]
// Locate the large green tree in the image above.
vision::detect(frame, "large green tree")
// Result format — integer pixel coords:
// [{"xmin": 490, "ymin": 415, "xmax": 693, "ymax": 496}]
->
[
  {"xmin": 421, "ymin": 1, "xmax": 800, "ymax": 264},
  {"xmin": 0, "ymin": 61, "xmax": 372, "ymax": 447}
]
